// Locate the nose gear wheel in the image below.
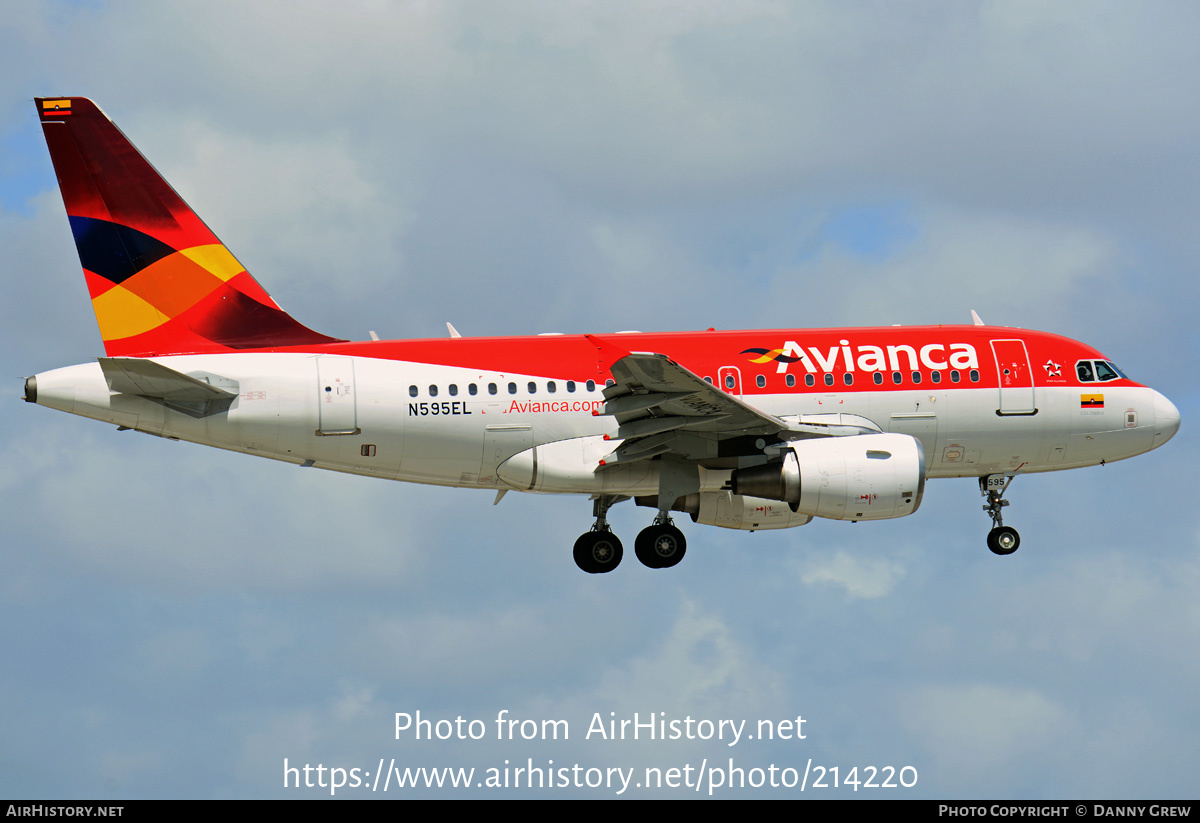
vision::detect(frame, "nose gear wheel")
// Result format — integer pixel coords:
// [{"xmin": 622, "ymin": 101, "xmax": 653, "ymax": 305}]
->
[{"xmin": 981, "ymin": 475, "xmax": 1021, "ymax": 555}]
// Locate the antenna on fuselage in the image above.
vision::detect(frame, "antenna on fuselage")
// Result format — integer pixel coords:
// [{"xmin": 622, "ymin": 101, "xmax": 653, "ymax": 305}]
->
[
  {"xmin": 446, "ymin": 322, "xmax": 462, "ymax": 338},
  {"xmin": 970, "ymin": 310, "xmax": 985, "ymax": 326}
]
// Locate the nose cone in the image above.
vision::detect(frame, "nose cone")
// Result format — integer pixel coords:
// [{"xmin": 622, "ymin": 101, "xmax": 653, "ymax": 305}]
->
[{"xmin": 1151, "ymin": 390, "xmax": 1180, "ymax": 450}]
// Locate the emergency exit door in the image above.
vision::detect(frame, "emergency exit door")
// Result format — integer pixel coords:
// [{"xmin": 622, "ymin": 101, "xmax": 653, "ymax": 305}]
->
[{"xmin": 316, "ymin": 355, "xmax": 360, "ymax": 435}]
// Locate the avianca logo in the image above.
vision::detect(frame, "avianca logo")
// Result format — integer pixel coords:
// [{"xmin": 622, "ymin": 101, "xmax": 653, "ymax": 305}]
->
[
  {"xmin": 742, "ymin": 348, "xmax": 802, "ymax": 365},
  {"xmin": 743, "ymin": 340, "xmax": 980, "ymax": 374}
]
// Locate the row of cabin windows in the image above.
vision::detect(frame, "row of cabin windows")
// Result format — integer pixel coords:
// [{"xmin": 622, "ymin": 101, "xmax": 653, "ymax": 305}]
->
[
  {"xmin": 410, "ymin": 369, "xmax": 984, "ymax": 398},
  {"xmin": 409, "ymin": 379, "xmax": 614, "ymax": 398},
  {"xmin": 707, "ymin": 369, "xmax": 981, "ymax": 389}
]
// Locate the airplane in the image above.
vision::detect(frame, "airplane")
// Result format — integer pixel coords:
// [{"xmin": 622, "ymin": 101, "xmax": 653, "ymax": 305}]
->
[{"xmin": 24, "ymin": 96, "xmax": 1181, "ymax": 573}]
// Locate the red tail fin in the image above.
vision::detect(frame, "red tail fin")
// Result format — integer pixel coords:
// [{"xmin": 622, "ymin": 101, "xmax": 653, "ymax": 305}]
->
[{"xmin": 36, "ymin": 97, "xmax": 342, "ymax": 356}]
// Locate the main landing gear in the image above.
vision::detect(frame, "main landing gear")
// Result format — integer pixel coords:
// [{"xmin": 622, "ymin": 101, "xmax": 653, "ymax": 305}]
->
[
  {"xmin": 634, "ymin": 513, "xmax": 687, "ymax": 570},
  {"xmin": 573, "ymin": 495, "xmax": 624, "ymax": 574},
  {"xmin": 571, "ymin": 497, "xmax": 688, "ymax": 573},
  {"xmin": 981, "ymin": 474, "xmax": 1020, "ymax": 555}
]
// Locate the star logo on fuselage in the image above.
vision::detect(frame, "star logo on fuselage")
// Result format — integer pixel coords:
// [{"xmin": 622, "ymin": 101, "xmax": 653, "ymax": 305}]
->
[{"xmin": 1043, "ymin": 359, "xmax": 1061, "ymax": 377}]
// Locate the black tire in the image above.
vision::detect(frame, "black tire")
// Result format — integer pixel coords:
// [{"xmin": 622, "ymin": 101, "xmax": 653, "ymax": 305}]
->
[
  {"xmin": 987, "ymin": 526, "xmax": 1020, "ymax": 555},
  {"xmin": 635, "ymin": 524, "xmax": 687, "ymax": 569},
  {"xmin": 573, "ymin": 531, "xmax": 623, "ymax": 573}
]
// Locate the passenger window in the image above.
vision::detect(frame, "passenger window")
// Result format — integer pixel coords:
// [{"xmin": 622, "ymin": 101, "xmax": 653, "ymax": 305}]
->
[
  {"xmin": 409, "ymin": 385, "xmax": 418, "ymax": 397},
  {"xmin": 704, "ymin": 376, "xmax": 713, "ymax": 384},
  {"xmin": 566, "ymin": 381, "xmax": 576, "ymax": 393},
  {"xmin": 605, "ymin": 379, "xmax": 615, "ymax": 387},
  {"xmin": 892, "ymin": 371, "xmax": 902, "ymax": 385},
  {"xmin": 429, "ymin": 384, "xmax": 438, "ymax": 397},
  {"xmin": 756, "ymin": 375, "xmax": 766, "ymax": 388},
  {"xmin": 1095, "ymin": 361, "xmax": 1119, "ymax": 382},
  {"xmin": 950, "ymin": 370, "xmax": 960, "ymax": 383},
  {"xmin": 725, "ymin": 375, "xmax": 736, "ymax": 389},
  {"xmin": 873, "ymin": 372, "xmax": 883, "ymax": 385},
  {"xmin": 586, "ymin": 380, "xmax": 596, "ymax": 392},
  {"xmin": 786, "ymin": 374, "xmax": 796, "ymax": 388},
  {"xmin": 448, "ymin": 384, "xmax": 458, "ymax": 396},
  {"xmin": 805, "ymin": 374, "xmax": 815, "ymax": 387},
  {"xmin": 547, "ymin": 381, "xmax": 557, "ymax": 393},
  {"xmin": 824, "ymin": 373, "xmax": 834, "ymax": 386},
  {"xmin": 469, "ymin": 383, "xmax": 478, "ymax": 396},
  {"xmin": 528, "ymin": 382, "xmax": 537, "ymax": 394},
  {"xmin": 1076, "ymin": 361, "xmax": 1094, "ymax": 382},
  {"xmin": 508, "ymin": 382, "xmax": 517, "ymax": 394},
  {"xmin": 969, "ymin": 369, "xmax": 980, "ymax": 382},
  {"xmin": 931, "ymin": 371, "xmax": 941, "ymax": 384},
  {"xmin": 912, "ymin": 371, "xmax": 921, "ymax": 384},
  {"xmin": 488, "ymin": 383, "xmax": 497, "ymax": 395},
  {"xmin": 843, "ymin": 373, "xmax": 853, "ymax": 386}
]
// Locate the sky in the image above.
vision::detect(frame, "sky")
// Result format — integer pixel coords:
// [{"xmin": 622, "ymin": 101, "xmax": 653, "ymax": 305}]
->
[{"xmin": 1, "ymin": 0, "xmax": 1198, "ymax": 799}]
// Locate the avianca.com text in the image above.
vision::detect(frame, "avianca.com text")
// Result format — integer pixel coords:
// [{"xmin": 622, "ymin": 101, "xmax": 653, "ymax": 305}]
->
[{"xmin": 506, "ymin": 399, "xmax": 606, "ymax": 414}]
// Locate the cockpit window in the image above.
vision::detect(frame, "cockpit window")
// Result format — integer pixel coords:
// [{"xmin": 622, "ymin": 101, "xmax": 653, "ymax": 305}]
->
[{"xmin": 1078, "ymin": 360, "xmax": 1126, "ymax": 383}]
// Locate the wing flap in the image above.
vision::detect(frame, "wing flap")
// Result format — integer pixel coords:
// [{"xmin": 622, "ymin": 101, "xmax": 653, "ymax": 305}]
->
[{"xmin": 592, "ymin": 340, "xmax": 884, "ymax": 470}]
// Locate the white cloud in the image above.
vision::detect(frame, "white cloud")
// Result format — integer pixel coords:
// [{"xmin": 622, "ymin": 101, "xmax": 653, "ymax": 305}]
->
[
  {"xmin": 800, "ymin": 550, "xmax": 907, "ymax": 599},
  {"xmin": 901, "ymin": 683, "xmax": 1071, "ymax": 784}
]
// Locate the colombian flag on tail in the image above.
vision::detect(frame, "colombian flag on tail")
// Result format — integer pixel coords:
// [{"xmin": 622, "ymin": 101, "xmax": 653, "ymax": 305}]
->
[{"xmin": 40, "ymin": 99, "xmax": 72, "ymax": 116}]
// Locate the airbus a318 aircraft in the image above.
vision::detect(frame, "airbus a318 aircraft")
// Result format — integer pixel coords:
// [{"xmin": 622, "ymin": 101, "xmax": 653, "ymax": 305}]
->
[{"xmin": 25, "ymin": 97, "xmax": 1181, "ymax": 573}]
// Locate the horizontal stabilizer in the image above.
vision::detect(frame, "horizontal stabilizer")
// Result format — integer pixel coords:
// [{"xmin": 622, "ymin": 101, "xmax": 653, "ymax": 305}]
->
[{"xmin": 100, "ymin": 357, "xmax": 238, "ymax": 417}]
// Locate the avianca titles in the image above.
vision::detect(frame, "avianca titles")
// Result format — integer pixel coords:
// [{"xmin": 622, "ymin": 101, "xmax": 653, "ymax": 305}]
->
[{"xmin": 25, "ymin": 97, "xmax": 1181, "ymax": 573}]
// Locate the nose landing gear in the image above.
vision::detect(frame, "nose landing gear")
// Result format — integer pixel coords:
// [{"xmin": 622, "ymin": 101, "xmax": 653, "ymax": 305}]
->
[{"xmin": 981, "ymin": 474, "xmax": 1020, "ymax": 555}]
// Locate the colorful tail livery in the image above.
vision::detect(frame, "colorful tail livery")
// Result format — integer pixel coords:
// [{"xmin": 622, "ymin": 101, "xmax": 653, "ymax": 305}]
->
[
  {"xmin": 36, "ymin": 97, "xmax": 341, "ymax": 356},
  {"xmin": 27, "ymin": 97, "xmax": 1180, "ymax": 573}
]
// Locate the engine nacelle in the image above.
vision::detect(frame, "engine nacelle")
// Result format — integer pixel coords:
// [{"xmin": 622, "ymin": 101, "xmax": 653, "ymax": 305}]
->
[
  {"xmin": 636, "ymin": 492, "xmax": 813, "ymax": 531},
  {"xmin": 729, "ymin": 433, "xmax": 925, "ymax": 521}
]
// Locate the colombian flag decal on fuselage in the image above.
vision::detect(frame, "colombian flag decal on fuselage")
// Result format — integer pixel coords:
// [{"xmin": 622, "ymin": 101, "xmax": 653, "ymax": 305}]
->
[{"xmin": 1081, "ymin": 394, "xmax": 1104, "ymax": 408}]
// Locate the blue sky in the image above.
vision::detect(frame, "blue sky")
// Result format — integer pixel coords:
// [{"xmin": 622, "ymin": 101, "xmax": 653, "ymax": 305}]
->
[{"xmin": 1, "ymin": 1, "xmax": 1197, "ymax": 798}]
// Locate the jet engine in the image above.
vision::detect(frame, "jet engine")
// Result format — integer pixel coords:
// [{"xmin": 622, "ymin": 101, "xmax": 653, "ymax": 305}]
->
[{"xmin": 729, "ymin": 433, "xmax": 925, "ymax": 521}]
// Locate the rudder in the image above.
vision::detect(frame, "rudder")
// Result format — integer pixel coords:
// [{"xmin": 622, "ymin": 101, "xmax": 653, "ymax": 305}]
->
[{"xmin": 36, "ymin": 97, "xmax": 342, "ymax": 356}]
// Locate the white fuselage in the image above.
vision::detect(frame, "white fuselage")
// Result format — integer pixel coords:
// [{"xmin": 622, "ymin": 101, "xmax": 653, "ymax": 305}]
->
[{"xmin": 31, "ymin": 352, "xmax": 1178, "ymax": 500}]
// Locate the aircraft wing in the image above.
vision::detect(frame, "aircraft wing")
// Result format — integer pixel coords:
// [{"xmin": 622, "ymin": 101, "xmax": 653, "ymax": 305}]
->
[{"xmin": 598, "ymin": 348, "xmax": 878, "ymax": 467}]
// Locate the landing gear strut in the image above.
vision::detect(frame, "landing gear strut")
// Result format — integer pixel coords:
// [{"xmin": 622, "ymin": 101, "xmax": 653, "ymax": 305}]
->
[
  {"xmin": 570, "ymin": 495, "xmax": 692, "ymax": 573},
  {"xmin": 573, "ymin": 495, "xmax": 624, "ymax": 574},
  {"xmin": 635, "ymin": 512, "xmax": 687, "ymax": 569},
  {"xmin": 981, "ymin": 474, "xmax": 1020, "ymax": 555}
]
